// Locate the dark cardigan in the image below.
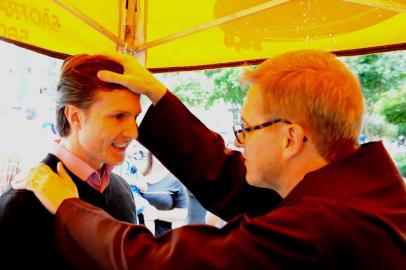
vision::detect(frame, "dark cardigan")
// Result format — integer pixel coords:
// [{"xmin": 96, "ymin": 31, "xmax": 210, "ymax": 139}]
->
[{"xmin": 0, "ymin": 154, "xmax": 135, "ymax": 269}]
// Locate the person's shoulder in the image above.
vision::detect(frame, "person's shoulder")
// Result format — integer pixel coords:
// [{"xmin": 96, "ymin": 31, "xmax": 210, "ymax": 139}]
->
[
  {"xmin": 109, "ymin": 172, "xmax": 127, "ymax": 184},
  {"xmin": 165, "ymin": 174, "xmax": 186, "ymax": 189},
  {"xmin": 0, "ymin": 189, "xmax": 54, "ymax": 249},
  {"xmin": 157, "ymin": 174, "xmax": 187, "ymax": 196},
  {"xmin": 108, "ymin": 172, "xmax": 132, "ymax": 191},
  {"xmin": 160, "ymin": 173, "xmax": 180, "ymax": 185},
  {"xmin": 264, "ymin": 196, "xmax": 358, "ymax": 233},
  {"xmin": 41, "ymin": 153, "xmax": 60, "ymax": 171},
  {"xmin": 0, "ymin": 189, "xmax": 36, "ymax": 206},
  {"xmin": 0, "ymin": 189, "xmax": 41, "ymax": 218}
]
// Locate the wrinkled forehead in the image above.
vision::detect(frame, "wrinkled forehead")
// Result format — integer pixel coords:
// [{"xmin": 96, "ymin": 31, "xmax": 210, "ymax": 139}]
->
[
  {"xmin": 91, "ymin": 88, "xmax": 141, "ymax": 111},
  {"xmin": 94, "ymin": 87, "xmax": 139, "ymax": 99}
]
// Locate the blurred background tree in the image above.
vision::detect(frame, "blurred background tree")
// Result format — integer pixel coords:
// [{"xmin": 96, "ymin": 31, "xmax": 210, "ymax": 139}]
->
[
  {"xmin": 343, "ymin": 52, "xmax": 406, "ymax": 141},
  {"xmin": 378, "ymin": 87, "xmax": 406, "ymax": 136},
  {"xmin": 171, "ymin": 68, "xmax": 247, "ymax": 111},
  {"xmin": 203, "ymin": 68, "xmax": 246, "ymax": 109}
]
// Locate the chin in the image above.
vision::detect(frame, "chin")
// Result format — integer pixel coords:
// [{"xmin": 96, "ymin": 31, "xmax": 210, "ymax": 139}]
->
[
  {"xmin": 246, "ymin": 173, "xmax": 259, "ymax": 187},
  {"xmin": 107, "ymin": 157, "xmax": 125, "ymax": 166},
  {"xmin": 114, "ymin": 159, "xmax": 125, "ymax": 165},
  {"xmin": 247, "ymin": 173, "xmax": 269, "ymax": 189}
]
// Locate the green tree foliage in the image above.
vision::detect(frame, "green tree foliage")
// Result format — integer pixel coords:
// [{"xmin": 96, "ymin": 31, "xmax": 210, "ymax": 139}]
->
[
  {"xmin": 395, "ymin": 155, "xmax": 406, "ymax": 177},
  {"xmin": 169, "ymin": 67, "xmax": 248, "ymax": 111},
  {"xmin": 158, "ymin": 71, "xmax": 210, "ymax": 107},
  {"xmin": 172, "ymin": 79, "xmax": 210, "ymax": 108},
  {"xmin": 203, "ymin": 68, "xmax": 247, "ymax": 110},
  {"xmin": 378, "ymin": 88, "xmax": 406, "ymax": 136},
  {"xmin": 343, "ymin": 52, "xmax": 406, "ymax": 139},
  {"xmin": 343, "ymin": 53, "xmax": 406, "ymax": 109}
]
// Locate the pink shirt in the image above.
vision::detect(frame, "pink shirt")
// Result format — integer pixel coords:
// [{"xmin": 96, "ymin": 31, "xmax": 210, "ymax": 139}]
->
[{"xmin": 51, "ymin": 142, "xmax": 112, "ymax": 193}]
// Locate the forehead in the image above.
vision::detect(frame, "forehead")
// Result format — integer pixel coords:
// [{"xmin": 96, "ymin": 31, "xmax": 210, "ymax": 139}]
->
[
  {"xmin": 90, "ymin": 89, "xmax": 141, "ymax": 114},
  {"xmin": 241, "ymin": 85, "xmax": 267, "ymax": 123}
]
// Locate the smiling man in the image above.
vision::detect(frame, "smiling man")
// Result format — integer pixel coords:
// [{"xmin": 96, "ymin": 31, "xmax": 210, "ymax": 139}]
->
[{"xmin": 0, "ymin": 55, "xmax": 140, "ymax": 269}]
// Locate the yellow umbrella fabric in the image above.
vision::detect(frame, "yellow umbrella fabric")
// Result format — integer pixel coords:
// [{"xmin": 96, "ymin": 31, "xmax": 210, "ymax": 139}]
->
[
  {"xmin": 1, "ymin": 0, "xmax": 406, "ymax": 71},
  {"xmin": 0, "ymin": 0, "xmax": 122, "ymax": 57},
  {"xmin": 146, "ymin": 0, "xmax": 406, "ymax": 70}
]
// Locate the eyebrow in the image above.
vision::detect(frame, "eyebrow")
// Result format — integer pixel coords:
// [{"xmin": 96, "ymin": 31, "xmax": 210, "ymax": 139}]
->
[
  {"xmin": 111, "ymin": 110, "xmax": 130, "ymax": 114},
  {"xmin": 110, "ymin": 110, "xmax": 141, "ymax": 117}
]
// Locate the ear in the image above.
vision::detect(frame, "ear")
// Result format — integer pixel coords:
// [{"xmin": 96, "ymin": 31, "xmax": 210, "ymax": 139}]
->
[
  {"xmin": 64, "ymin": 105, "xmax": 83, "ymax": 131},
  {"xmin": 282, "ymin": 124, "xmax": 306, "ymax": 159}
]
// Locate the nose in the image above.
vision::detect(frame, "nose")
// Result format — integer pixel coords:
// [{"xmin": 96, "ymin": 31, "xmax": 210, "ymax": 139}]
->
[{"xmin": 123, "ymin": 120, "xmax": 139, "ymax": 140}]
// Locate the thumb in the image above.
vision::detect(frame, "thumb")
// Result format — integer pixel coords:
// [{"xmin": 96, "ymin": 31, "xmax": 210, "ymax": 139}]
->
[
  {"xmin": 97, "ymin": 70, "xmax": 129, "ymax": 87},
  {"xmin": 57, "ymin": 162, "xmax": 70, "ymax": 181},
  {"xmin": 57, "ymin": 162, "xmax": 78, "ymax": 197}
]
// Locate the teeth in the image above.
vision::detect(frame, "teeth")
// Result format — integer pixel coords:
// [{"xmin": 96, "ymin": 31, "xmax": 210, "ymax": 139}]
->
[{"xmin": 113, "ymin": 143, "xmax": 128, "ymax": 148}]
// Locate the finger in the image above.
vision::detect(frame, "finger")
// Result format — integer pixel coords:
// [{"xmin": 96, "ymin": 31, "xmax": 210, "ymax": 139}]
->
[
  {"xmin": 101, "ymin": 51, "xmax": 144, "ymax": 72},
  {"xmin": 57, "ymin": 162, "xmax": 75, "ymax": 189},
  {"xmin": 57, "ymin": 162, "xmax": 78, "ymax": 197},
  {"xmin": 11, "ymin": 179, "xmax": 27, "ymax": 190},
  {"xmin": 97, "ymin": 70, "xmax": 129, "ymax": 87},
  {"xmin": 24, "ymin": 173, "xmax": 41, "ymax": 191},
  {"xmin": 13, "ymin": 176, "xmax": 39, "ymax": 192},
  {"xmin": 13, "ymin": 169, "xmax": 32, "ymax": 184},
  {"xmin": 12, "ymin": 166, "xmax": 43, "ymax": 190},
  {"xmin": 57, "ymin": 162, "xmax": 70, "ymax": 181}
]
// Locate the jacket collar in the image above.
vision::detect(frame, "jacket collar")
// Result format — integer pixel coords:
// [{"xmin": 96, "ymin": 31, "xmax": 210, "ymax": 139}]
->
[{"xmin": 280, "ymin": 141, "xmax": 405, "ymax": 207}]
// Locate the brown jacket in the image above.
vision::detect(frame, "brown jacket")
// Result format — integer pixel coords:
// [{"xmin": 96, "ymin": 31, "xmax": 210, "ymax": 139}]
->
[{"xmin": 56, "ymin": 91, "xmax": 406, "ymax": 269}]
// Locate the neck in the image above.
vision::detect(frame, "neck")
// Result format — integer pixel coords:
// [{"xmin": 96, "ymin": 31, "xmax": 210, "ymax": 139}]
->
[
  {"xmin": 327, "ymin": 141, "xmax": 359, "ymax": 162},
  {"xmin": 275, "ymin": 141, "xmax": 359, "ymax": 198},
  {"xmin": 277, "ymin": 152, "xmax": 328, "ymax": 198},
  {"xmin": 60, "ymin": 136, "xmax": 103, "ymax": 170}
]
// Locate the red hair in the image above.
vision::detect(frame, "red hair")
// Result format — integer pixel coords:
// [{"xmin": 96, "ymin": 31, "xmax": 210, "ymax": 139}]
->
[{"xmin": 243, "ymin": 50, "xmax": 364, "ymax": 161}]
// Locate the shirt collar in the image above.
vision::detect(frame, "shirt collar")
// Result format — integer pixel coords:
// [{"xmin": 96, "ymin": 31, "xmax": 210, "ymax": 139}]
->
[{"xmin": 50, "ymin": 141, "xmax": 112, "ymax": 192}]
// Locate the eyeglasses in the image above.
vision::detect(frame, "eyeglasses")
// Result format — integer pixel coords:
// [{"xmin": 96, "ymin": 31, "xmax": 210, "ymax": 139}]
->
[{"xmin": 233, "ymin": 119, "xmax": 307, "ymax": 144}]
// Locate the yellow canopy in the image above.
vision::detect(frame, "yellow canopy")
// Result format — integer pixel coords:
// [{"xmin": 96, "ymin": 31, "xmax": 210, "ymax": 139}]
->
[{"xmin": 1, "ymin": 0, "xmax": 405, "ymax": 71}]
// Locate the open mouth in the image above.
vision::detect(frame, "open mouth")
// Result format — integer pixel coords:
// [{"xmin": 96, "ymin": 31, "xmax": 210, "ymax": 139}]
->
[{"xmin": 112, "ymin": 143, "xmax": 128, "ymax": 152}]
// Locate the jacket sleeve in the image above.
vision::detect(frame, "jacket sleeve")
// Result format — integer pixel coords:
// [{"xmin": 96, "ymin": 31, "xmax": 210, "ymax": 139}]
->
[
  {"xmin": 56, "ymin": 198, "xmax": 321, "ymax": 270},
  {"xmin": 138, "ymin": 91, "xmax": 281, "ymax": 220}
]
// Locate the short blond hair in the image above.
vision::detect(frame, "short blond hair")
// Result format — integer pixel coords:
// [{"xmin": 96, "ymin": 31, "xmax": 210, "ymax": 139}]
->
[{"xmin": 243, "ymin": 50, "xmax": 364, "ymax": 161}]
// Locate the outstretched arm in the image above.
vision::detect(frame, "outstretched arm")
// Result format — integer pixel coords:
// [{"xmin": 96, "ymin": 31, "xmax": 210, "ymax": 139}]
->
[
  {"xmin": 55, "ymin": 198, "xmax": 319, "ymax": 270},
  {"xmin": 98, "ymin": 53, "xmax": 282, "ymax": 220},
  {"xmin": 137, "ymin": 91, "xmax": 281, "ymax": 220}
]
